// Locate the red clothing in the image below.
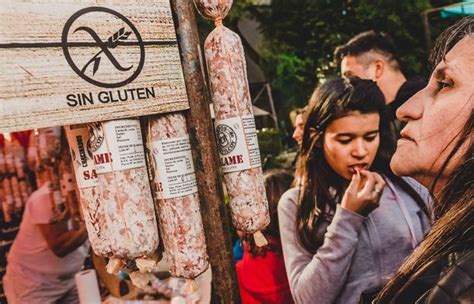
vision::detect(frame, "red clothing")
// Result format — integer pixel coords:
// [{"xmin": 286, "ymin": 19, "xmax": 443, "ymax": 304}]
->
[
  {"xmin": 0, "ymin": 131, "xmax": 31, "ymax": 149},
  {"xmin": 13, "ymin": 131, "xmax": 32, "ymax": 150},
  {"xmin": 236, "ymin": 237, "xmax": 294, "ymax": 304}
]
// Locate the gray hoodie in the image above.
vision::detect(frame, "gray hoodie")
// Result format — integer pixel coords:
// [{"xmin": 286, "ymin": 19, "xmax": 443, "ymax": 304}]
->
[{"xmin": 278, "ymin": 177, "xmax": 431, "ymax": 304}]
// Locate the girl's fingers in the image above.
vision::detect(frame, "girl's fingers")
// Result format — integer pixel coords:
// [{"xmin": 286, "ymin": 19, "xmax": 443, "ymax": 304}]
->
[
  {"xmin": 359, "ymin": 170, "xmax": 375, "ymax": 197},
  {"xmin": 347, "ymin": 169, "xmax": 361, "ymax": 194},
  {"xmin": 372, "ymin": 172, "xmax": 386, "ymax": 195}
]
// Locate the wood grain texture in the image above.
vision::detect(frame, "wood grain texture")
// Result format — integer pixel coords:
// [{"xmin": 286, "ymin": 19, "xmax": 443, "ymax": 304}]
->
[{"xmin": 0, "ymin": 0, "xmax": 189, "ymax": 133}]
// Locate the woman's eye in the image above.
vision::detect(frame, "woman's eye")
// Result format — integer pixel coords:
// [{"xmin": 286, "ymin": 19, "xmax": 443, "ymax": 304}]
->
[
  {"xmin": 337, "ymin": 139, "xmax": 351, "ymax": 144},
  {"xmin": 437, "ymin": 81, "xmax": 452, "ymax": 91},
  {"xmin": 365, "ymin": 136, "xmax": 377, "ymax": 142}
]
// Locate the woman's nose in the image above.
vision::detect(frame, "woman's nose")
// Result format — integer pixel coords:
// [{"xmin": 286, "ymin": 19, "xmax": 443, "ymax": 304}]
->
[
  {"xmin": 397, "ymin": 89, "xmax": 424, "ymax": 122},
  {"xmin": 352, "ymin": 140, "xmax": 368, "ymax": 158}
]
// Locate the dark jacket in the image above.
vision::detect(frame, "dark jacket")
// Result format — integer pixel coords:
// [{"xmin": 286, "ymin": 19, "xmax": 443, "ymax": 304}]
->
[
  {"xmin": 387, "ymin": 78, "xmax": 426, "ymax": 137},
  {"xmin": 394, "ymin": 249, "xmax": 474, "ymax": 303},
  {"xmin": 360, "ymin": 248, "xmax": 473, "ymax": 304}
]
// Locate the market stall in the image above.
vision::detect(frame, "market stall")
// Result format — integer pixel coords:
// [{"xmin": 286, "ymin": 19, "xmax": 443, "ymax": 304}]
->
[{"xmin": 0, "ymin": 0, "xmax": 268, "ymax": 303}]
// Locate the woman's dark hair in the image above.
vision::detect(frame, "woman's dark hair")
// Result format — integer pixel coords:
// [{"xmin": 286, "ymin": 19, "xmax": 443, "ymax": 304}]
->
[
  {"xmin": 376, "ymin": 16, "xmax": 474, "ymax": 303},
  {"xmin": 296, "ymin": 77, "xmax": 427, "ymax": 254},
  {"xmin": 244, "ymin": 169, "xmax": 293, "ymax": 257}
]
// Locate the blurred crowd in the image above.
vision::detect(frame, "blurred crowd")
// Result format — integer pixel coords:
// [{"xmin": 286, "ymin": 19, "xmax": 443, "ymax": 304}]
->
[
  {"xmin": 1, "ymin": 14, "xmax": 472, "ymax": 304},
  {"xmin": 234, "ymin": 16, "xmax": 473, "ymax": 304}
]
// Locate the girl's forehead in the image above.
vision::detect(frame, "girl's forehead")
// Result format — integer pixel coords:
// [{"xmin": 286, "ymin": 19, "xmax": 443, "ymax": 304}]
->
[{"xmin": 325, "ymin": 111, "xmax": 380, "ymax": 133}]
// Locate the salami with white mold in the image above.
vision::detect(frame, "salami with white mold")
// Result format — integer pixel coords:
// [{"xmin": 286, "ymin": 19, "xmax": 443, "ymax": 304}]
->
[
  {"xmin": 65, "ymin": 124, "xmax": 109, "ymax": 254},
  {"xmin": 89, "ymin": 119, "xmax": 158, "ymax": 259},
  {"xmin": 145, "ymin": 113, "xmax": 209, "ymax": 280},
  {"xmin": 194, "ymin": 0, "xmax": 270, "ymax": 244}
]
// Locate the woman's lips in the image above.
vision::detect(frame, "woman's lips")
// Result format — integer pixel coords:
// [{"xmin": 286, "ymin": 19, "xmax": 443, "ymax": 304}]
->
[
  {"xmin": 397, "ymin": 137, "xmax": 415, "ymax": 147},
  {"xmin": 399, "ymin": 129, "xmax": 416, "ymax": 142},
  {"xmin": 348, "ymin": 164, "xmax": 368, "ymax": 174}
]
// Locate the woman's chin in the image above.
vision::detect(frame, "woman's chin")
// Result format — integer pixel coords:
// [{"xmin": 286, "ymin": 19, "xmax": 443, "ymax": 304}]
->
[{"xmin": 390, "ymin": 153, "xmax": 411, "ymax": 177}]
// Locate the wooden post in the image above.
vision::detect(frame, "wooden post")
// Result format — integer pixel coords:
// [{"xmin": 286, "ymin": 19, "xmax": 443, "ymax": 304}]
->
[{"xmin": 170, "ymin": 1, "xmax": 240, "ymax": 303}]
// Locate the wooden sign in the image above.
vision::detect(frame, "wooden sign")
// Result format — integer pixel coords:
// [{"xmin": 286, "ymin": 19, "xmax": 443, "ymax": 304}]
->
[{"xmin": 0, "ymin": 0, "xmax": 190, "ymax": 133}]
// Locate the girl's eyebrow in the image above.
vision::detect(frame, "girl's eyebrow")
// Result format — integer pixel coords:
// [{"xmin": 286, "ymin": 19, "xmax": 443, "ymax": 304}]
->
[
  {"xmin": 336, "ymin": 129, "xmax": 379, "ymax": 137},
  {"xmin": 364, "ymin": 130, "xmax": 379, "ymax": 135}
]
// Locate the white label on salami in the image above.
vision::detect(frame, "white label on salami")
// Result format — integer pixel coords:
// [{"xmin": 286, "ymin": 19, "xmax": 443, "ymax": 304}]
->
[
  {"xmin": 242, "ymin": 115, "xmax": 262, "ymax": 168},
  {"xmin": 215, "ymin": 115, "xmax": 261, "ymax": 173},
  {"xmin": 151, "ymin": 136, "xmax": 198, "ymax": 199},
  {"xmin": 65, "ymin": 125, "xmax": 98, "ymax": 189},
  {"xmin": 88, "ymin": 120, "xmax": 145, "ymax": 173},
  {"xmin": 90, "ymin": 121, "xmax": 112, "ymax": 173},
  {"xmin": 103, "ymin": 120, "xmax": 146, "ymax": 171}
]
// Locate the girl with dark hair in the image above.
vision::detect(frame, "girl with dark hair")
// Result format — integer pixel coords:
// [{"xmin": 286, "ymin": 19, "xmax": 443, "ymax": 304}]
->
[
  {"xmin": 278, "ymin": 77, "xmax": 431, "ymax": 303},
  {"xmin": 375, "ymin": 16, "xmax": 474, "ymax": 303},
  {"xmin": 237, "ymin": 169, "xmax": 294, "ymax": 304}
]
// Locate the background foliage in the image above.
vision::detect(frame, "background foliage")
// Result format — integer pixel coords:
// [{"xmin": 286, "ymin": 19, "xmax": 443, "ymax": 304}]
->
[
  {"xmin": 196, "ymin": 0, "xmax": 464, "ymax": 151},
  {"xmin": 253, "ymin": 0, "xmax": 434, "ymax": 110}
]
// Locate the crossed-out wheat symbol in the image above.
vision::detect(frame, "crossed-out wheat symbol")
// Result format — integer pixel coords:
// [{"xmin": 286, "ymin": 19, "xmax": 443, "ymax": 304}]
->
[
  {"xmin": 75, "ymin": 26, "xmax": 133, "ymax": 75},
  {"xmin": 62, "ymin": 7, "xmax": 147, "ymax": 88}
]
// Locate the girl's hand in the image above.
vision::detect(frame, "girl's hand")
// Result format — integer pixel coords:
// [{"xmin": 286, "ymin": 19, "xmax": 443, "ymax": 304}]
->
[{"xmin": 341, "ymin": 170, "xmax": 386, "ymax": 216}]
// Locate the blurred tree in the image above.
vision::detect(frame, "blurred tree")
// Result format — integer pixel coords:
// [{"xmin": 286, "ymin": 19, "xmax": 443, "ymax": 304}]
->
[
  {"xmin": 250, "ymin": 0, "xmax": 435, "ymax": 111},
  {"xmin": 194, "ymin": 0, "xmax": 462, "ymax": 149}
]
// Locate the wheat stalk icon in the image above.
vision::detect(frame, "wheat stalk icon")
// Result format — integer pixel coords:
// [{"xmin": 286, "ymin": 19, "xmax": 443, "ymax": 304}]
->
[{"xmin": 74, "ymin": 26, "xmax": 133, "ymax": 75}]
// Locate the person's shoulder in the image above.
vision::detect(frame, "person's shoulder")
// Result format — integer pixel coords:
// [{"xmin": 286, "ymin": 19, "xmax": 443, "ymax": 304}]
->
[
  {"xmin": 401, "ymin": 176, "xmax": 432, "ymax": 202},
  {"xmin": 280, "ymin": 188, "xmax": 300, "ymax": 204},
  {"xmin": 385, "ymin": 175, "xmax": 431, "ymax": 199},
  {"xmin": 27, "ymin": 184, "xmax": 50, "ymax": 204},
  {"xmin": 26, "ymin": 184, "xmax": 52, "ymax": 223},
  {"xmin": 278, "ymin": 187, "xmax": 300, "ymax": 213}
]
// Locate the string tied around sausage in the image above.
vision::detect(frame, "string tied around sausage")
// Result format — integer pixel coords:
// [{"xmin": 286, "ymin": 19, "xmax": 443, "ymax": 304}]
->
[{"xmin": 214, "ymin": 17, "xmax": 223, "ymax": 27}]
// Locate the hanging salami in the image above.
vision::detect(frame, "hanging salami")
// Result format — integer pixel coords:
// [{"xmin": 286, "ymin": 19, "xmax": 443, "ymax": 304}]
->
[
  {"xmin": 2, "ymin": 134, "xmax": 22, "ymax": 211},
  {"xmin": 194, "ymin": 0, "xmax": 270, "ymax": 245},
  {"xmin": 66, "ymin": 124, "xmax": 112, "ymax": 256},
  {"xmin": 88, "ymin": 119, "xmax": 159, "ymax": 259},
  {"xmin": 11, "ymin": 136, "xmax": 31, "ymax": 207},
  {"xmin": 0, "ymin": 139, "xmax": 13, "ymax": 223},
  {"xmin": 4, "ymin": 135, "xmax": 31, "ymax": 210},
  {"xmin": 145, "ymin": 113, "xmax": 209, "ymax": 288},
  {"xmin": 34, "ymin": 127, "xmax": 66, "ymax": 221},
  {"xmin": 1, "ymin": 132, "xmax": 33, "ymax": 222}
]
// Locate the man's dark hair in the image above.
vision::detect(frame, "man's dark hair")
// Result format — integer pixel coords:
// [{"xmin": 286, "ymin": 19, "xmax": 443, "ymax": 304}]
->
[{"xmin": 334, "ymin": 31, "xmax": 400, "ymax": 69}]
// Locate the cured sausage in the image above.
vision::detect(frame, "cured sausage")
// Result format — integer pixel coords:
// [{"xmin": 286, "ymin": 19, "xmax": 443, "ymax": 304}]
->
[
  {"xmin": 66, "ymin": 124, "xmax": 111, "ymax": 255},
  {"xmin": 195, "ymin": 0, "xmax": 270, "ymax": 244},
  {"xmin": 145, "ymin": 113, "xmax": 208, "ymax": 282},
  {"xmin": 88, "ymin": 119, "xmax": 158, "ymax": 259}
]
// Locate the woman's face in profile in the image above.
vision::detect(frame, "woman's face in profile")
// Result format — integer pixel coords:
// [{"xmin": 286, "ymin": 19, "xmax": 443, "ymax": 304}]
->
[
  {"xmin": 391, "ymin": 36, "xmax": 474, "ymax": 187},
  {"xmin": 322, "ymin": 111, "xmax": 380, "ymax": 181}
]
